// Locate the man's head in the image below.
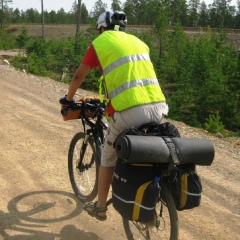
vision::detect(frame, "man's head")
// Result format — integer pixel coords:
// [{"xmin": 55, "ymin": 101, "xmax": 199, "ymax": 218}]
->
[{"xmin": 96, "ymin": 11, "xmax": 127, "ymax": 33}]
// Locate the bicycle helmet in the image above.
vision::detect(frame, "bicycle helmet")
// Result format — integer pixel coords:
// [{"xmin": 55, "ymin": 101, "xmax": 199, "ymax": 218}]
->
[{"xmin": 96, "ymin": 11, "xmax": 127, "ymax": 31}]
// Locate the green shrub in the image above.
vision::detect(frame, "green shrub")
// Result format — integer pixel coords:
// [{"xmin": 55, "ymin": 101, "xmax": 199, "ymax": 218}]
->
[
  {"xmin": 204, "ymin": 112, "xmax": 225, "ymax": 133},
  {"xmin": 10, "ymin": 55, "xmax": 27, "ymax": 70},
  {"xmin": 0, "ymin": 29, "xmax": 16, "ymax": 49}
]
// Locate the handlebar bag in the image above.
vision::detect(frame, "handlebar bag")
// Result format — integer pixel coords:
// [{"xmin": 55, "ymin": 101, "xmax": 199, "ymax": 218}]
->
[
  {"xmin": 61, "ymin": 96, "xmax": 104, "ymax": 121},
  {"xmin": 112, "ymin": 160, "xmax": 160, "ymax": 223},
  {"xmin": 61, "ymin": 103, "xmax": 82, "ymax": 121}
]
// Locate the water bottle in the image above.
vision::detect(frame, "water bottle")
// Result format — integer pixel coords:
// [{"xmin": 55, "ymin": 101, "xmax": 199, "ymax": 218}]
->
[
  {"xmin": 141, "ymin": 176, "xmax": 161, "ymax": 222},
  {"xmin": 151, "ymin": 176, "xmax": 160, "ymax": 205},
  {"xmin": 154, "ymin": 176, "xmax": 160, "ymax": 188},
  {"xmin": 143, "ymin": 176, "xmax": 161, "ymax": 206}
]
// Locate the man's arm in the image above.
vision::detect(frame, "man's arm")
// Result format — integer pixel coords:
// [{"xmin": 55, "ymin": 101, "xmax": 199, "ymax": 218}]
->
[
  {"xmin": 66, "ymin": 63, "xmax": 91, "ymax": 101},
  {"xmin": 64, "ymin": 44, "xmax": 101, "ymax": 102}
]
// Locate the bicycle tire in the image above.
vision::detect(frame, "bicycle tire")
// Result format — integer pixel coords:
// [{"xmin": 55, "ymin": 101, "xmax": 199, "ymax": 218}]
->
[
  {"xmin": 68, "ymin": 132, "xmax": 100, "ymax": 202},
  {"xmin": 122, "ymin": 183, "xmax": 179, "ymax": 240}
]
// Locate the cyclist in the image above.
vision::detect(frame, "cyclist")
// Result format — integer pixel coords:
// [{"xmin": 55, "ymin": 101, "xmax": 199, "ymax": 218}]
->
[{"xmin": 60, "ymin": 11, "xmax": 168, "ymax": 221}]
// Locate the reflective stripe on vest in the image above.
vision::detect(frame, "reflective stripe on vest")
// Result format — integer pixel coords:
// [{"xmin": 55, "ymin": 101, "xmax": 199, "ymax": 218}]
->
[
  {"xmin": 92, "ymin": 31, "xmax": 165, "ymax": 111},
  {"xmin": 108, "ymin": 78, "xmax": 159, "ymax": 99},
  {"xmin": 103, "ymin": 54, "xmax": 150, "ymax": 76}
]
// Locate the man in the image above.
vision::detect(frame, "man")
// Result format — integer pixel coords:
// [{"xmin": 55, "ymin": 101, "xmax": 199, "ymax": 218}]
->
[{"xmin": 60, "ymin": 11, "xmax": 168, "ymax": 221}]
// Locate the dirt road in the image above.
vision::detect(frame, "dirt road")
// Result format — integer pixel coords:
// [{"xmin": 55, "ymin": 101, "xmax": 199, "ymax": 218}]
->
[{"xmin": 0, "ymin": 64, "xmax": 239, "ymax": 240}]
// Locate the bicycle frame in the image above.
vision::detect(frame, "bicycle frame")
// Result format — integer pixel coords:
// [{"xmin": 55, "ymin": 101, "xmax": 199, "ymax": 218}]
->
[
  {"xmin": 76, "ymin": 105, "xmax": 108, "ymax": 172},
  {"xmin": 82, "ymin": 104, "xmax": 108, "ymax": 143}
]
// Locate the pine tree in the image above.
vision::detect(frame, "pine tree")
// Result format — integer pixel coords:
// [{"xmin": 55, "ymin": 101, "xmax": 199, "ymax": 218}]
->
[{"xmin": 0, "ymin": 0, "xmax": 13, "ymax": 28}]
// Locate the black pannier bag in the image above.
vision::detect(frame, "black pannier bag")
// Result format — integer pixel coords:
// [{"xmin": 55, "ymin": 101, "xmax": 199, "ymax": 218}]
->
[
  {"xmin": 164, "ymin": 164, "xmax": 202, "ymax": 211},
  {"xmin": 114, "ymin": 121, "xmax": 214, "ymax": 212},
  {"xmin": 112, "ymin": 160, "xmax": 160, "ymax": 223},
  {"xmin": 115, "ymin": 122, "xmax": 181, "ymax": 140}
]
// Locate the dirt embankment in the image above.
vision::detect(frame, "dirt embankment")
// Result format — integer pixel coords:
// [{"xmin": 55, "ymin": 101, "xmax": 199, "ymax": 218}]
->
[{"xmin": 0, "ymin": 64, "xmax": 239, "ymax": 240}]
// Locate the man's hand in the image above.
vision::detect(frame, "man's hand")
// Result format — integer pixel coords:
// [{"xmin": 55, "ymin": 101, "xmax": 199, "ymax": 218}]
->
[{"xmin": 59, "ymin": 96, "xmax": 75, "ymax": 105}]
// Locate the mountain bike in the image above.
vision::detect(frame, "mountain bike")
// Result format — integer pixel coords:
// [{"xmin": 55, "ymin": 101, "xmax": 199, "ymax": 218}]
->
[{"xmin": 65, "ymin": 97, "xmax": 179, "ymax": 240}]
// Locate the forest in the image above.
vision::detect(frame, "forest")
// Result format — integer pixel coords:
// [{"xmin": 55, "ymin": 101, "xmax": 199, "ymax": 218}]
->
[
  {"xmin": 0, "ymin": 0, "xmax": 240, "ymax": 134},
  {"xmin": 1, "ymin": 0, "xmax": 240, "ymax": 28}
]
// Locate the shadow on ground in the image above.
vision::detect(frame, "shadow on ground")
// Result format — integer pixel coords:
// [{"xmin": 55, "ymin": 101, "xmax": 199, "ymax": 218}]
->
[{"xmin": 0, "ymin": 190, "xmax": 102, "ymax": 240}]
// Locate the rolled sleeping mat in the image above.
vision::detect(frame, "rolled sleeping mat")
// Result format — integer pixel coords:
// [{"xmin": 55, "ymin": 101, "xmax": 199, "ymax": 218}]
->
[
  {"xmin": 115, "ymin": 135, "xmax": 214, "ymax": 166},
  {"xmin": 115, "ymin": 135, "xmax": 171, "ymax": 164},
  {"xmin": 171, "ymin": 137, "xmax": 214, "ymax": 165}
]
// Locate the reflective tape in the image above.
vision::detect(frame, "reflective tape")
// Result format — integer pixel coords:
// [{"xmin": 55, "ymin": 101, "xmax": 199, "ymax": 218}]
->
[
  {"xmin": 112, "ymin": 192, "xmax": 155, "ymax": 211},
  {"xmin": 103, "ymin": 54, "xmax": 151, "ymax": 75},
  {"xmin": 108, "ymin": 78, "xmax": 159, "ymax": 99},
  {"xmin": 181, "ymin": 190, "xmax": 201, "ymax": 196}
]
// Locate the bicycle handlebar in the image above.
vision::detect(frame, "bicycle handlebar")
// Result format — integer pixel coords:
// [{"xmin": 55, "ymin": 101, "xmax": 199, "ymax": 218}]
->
[
  {"xmin": 60, "ymin": 96, "xmax": 107, "ymax": 131},
  {"xmin": 80, "ymin": 105, "xmax": 108, "ymax": 147},
  {"xmin": 78, "ymin": 100, "xmax": 108, "ymax": 131}
]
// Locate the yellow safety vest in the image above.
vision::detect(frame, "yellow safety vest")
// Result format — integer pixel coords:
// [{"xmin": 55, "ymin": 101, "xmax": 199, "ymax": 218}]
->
[{"xmin": 92, "ymin": 31, "xmax": 165, "ymax": 111}]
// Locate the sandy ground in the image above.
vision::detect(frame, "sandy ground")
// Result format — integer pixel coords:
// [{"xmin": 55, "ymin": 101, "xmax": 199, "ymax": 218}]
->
[{"xmin": 0, "ymin": 63, "xmax": 239, "ymax": 240}]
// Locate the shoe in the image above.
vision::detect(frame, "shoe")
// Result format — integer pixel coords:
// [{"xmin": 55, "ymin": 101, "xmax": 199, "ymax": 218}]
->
[{"xmin": 83, "ymin": 201, "xmax": 108, "ymax": 221}]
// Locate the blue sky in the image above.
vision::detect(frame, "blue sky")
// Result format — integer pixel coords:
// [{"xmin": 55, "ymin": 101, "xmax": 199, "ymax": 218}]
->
[
  {"xmin": 10, "ymin": 0, "xmax": 238, "ymax": 13},
  {"xmin": 11, "ymin": 0, "xmax": 113, "ymax": 12}
]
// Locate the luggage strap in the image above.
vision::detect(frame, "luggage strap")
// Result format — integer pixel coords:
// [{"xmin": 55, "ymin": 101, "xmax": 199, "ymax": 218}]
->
[{"xmin": 162, "ymin": 137, "xmax": 179, "ymax": 166}]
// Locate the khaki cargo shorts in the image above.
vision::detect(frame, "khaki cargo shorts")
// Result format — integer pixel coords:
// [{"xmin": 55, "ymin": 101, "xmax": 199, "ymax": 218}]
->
[{"xmin": 101, "ymin": 102, "xmax": 169, "ymax": 167}]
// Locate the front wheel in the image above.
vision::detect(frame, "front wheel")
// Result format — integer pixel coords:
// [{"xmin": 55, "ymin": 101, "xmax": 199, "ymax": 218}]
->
[
  {"xmin": 68, "ymin": 132, "xmax": 100, "ymax": 202},
  {"xmin": 123, "ymin": 184, "xmax": 179, "ymax": 240}
]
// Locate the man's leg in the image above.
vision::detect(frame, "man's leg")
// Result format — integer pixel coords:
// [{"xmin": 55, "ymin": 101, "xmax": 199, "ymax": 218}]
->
[
  {"xmin": 83, "ymin": 114, "xmax": 120, "ymax": 219},
  {"xmin": 96, "ymin": 165, "xmax": 115, "ymax": 217}
]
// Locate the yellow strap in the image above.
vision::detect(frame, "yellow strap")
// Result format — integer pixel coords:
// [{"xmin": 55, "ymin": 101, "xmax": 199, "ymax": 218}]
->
[
  {"xmin": 180, "ymin": 173, "xmax": 188, "ymax": 208},
  {"xmin": 98, "ymin": 75, "xmax": 104, "ymax": 103},
  {"xmin": 132, "ymin": 181, "xmax": 152, "ymax": 221},
  {"xmin": 98, "ymin": 75, "xmax": 111, "ymax": 122}
]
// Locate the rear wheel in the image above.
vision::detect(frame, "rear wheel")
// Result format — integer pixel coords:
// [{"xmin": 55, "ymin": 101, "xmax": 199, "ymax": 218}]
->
[
  {"xmin": 68, "ymin": 132, "xmax": 100, "ymax": 202},
  {"xmin": 123, "ymin": 184, "xmax": 179, "ymax": 240}
]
